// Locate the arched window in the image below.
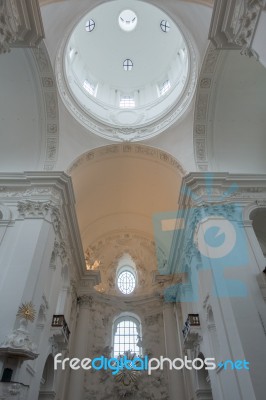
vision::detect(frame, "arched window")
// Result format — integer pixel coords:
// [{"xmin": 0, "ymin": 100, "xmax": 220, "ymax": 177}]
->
[{"xmin": 113, "ymin": 314, "xmax": 142, "ymax": 357}]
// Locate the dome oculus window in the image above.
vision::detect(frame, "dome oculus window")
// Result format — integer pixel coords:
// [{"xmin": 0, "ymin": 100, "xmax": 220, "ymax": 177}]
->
[
  {"xmin": 160, "ymin": 20, "xmax": 170, "ymax": 33},
  {"xmin": 123, "ymin": 59, "xmax": 133, "ymax": 71},
  {"xmin": 119, "ymin": 10, "xmax": 137, "ymax": 32},
  {"xmin": 85, "ymin": 19, "xmax": 95, "ymax": 32},
  {"xmin": 119, "ymin": 96, "xmax": 135, "ymax": 109},
  {"xmin": 117, "ymin": 270, "xmax": 136, "ymax": 294}
]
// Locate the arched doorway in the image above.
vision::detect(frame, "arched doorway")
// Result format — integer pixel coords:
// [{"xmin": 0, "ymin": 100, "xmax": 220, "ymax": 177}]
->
[{"xmin": 38, "ymin": 354, "xmax": 55, "ymax": 400}]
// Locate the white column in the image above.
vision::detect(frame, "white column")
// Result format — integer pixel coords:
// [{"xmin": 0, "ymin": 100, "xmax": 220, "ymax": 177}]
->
[
  {"xmin": 66, "ymin": 295, "xmax": 92, "ymax": 400},
  {"xmin": 163, "ymin": 302, "xmax": 186, "ymax": 400},
  {"xmin": 66, "ymin": 272, "xmax": 101, "ymax": 400}
]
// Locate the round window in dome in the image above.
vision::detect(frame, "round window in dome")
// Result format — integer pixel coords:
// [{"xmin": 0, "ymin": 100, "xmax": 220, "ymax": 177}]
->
[
  {"xmin": 85, "ymin": 19, "xmax": 95, "ymax": 32},
  {"xmin": 117, "ymin": 270, "xmax": 136, "ymax": 294},
  {"xmin": 123, "ymin": 59, "xmax": 133, "ymax": 71},
  {"xmin": 119, "ymin": 10, "xmax": 137, "ymax": 32}
]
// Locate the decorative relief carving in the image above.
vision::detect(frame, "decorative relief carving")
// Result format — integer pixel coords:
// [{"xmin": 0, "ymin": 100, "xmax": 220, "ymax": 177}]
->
[
  {"xmin": 195, "ymin": 125, "xmax": 206, "ymax": 136},
  {"xmin": 209, "ymin": 0, "xmax": 266, "ymax": 58},
  {"xmin": 85, "ymin": 247, "xmax": 101, "ymax": 270},
  {"xmin": 46, "ymin": 138, "xmax": 58, "ymax": 161},
  {"xmin": 86, "ymin": 231, "xmax": 157, "ymax": 295},
  {"xmin": 42, "ymin": 77, "xmax": 54, "ymax": 87},
  {"xmin": 77, "ymin": 295, "xmax": 94, "ymax": 308},
  {"xmin": 17, "ymin": 200, "xmax": 62, "ymax": 236},
  {"xmin": 47, "ymin": 123, "xmax": 58, "ymax": 134},
  {"xmin": 45, "ymin": 93, "xmax": 57, "ymax": 119},
  {"xmin": 195, "ymin": 139, "xmax": 207, "ymax": 161},
  {"xmin": 200, "ymin": 78, "xmax": 212, "ymax": 89},
  {"xmin": 256, "ymin": 200, "xmax": 266, "ymax": 207},
  {"xmin": 0, "ymin": 0, "xmax": 44, "ymax": 54},
  {"xmin": 0, "ymin": 1, "xmax": 17, "ymax": 53},
  {"xmin": 33, "ymin": 41, "xmax": 59, "ymax": 171},
  {"xmin": 34, "ymin": 46, "xmax": 49, "ymax": 72},
  {"xmin": 0, "ymin": 318, "xmax": 38, "ymax": 360},
  {"xmin": 68, "ymin": 144, "xmax": 186, "ymax": 175},
  {"xmin": 195, "ymin": 93, "xmax": 209, "ymax": 121},
  {"xmin": 193, "ymin": 43, "xmax": 221, "ymax": 171},
  {"xmin": 203, "ymin": 47, "xmax": 220, "ymax": 74},
  {"xmin": 83, "ymin": 299, "xmax": 168, "ymax": 400},
  {"xmin": 144, "ymin": 314, "xmax": 160, "ymax": 326},
  {"xmin": 53, "ymin": 240, "xmax": 67, "ymax": 261},
  {"xmin": 0, "ymin": 186, "xmax": 62, "ymax": 201}
]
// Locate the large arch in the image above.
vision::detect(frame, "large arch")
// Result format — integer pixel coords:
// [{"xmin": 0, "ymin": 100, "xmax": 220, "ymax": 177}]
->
[
  {"xmin": 194, "ymin": 45, "xmax": 266, "ymax": 173},
  {"xmin": 68, "ymin": 144, "xmax": 185, "ymax": 294},
  {"xmin": 0, "ymin": 42, "xmax": 59, "ymax": 172},
  {"xmin": 39, "ymin": 0, "xmax": 213, "ymax": 7}
]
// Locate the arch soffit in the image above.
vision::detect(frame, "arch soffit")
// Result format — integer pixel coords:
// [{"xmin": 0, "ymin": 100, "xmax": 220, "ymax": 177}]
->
[{"xmin": 67, "ymin": 144, "xmax": 186, "ymax": 177}]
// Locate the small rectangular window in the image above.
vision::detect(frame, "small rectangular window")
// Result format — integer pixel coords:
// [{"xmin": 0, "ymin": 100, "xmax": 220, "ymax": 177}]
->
[{"xmin": 119, "ymin": 96, "xmax": 135, "ymax": 109}]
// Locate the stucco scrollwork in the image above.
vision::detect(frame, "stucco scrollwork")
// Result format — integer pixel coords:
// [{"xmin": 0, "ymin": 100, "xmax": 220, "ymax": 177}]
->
[
  {"xmin": 77, "ymin": 295, "xmax": 94, "ymax": 308},
  {"xmin": 0, "ymin": 0, "xmax": 19, "ymax": 54},
  {"xmin": 209, "ymin": 0, "xmax": 266, "ymax": 58},
  {"xmin": 0, "ymin": 0, "xmax": 44, "ymax": 54}
]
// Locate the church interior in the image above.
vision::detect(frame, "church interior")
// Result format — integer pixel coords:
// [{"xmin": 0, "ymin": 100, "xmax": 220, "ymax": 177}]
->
[{"xmin": 0, "ymin": 0, "xmax": 266, "ymax": 399}]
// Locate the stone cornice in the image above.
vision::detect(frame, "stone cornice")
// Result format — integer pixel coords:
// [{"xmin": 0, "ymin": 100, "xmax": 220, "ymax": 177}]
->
[
  {"xmin": 179, "ymin": 172, "xmax": 266, "ymax": 207},
  {"xmin": 0, "ymin": 172, "xmax": 86, "ymax": 279},
  {"xmin": 77, "ymin": 289, "xmax": 164, "ymax": 311},
  {"xmin": 0, "ymin": 0, "xmax": 44, "ymax": 54}
]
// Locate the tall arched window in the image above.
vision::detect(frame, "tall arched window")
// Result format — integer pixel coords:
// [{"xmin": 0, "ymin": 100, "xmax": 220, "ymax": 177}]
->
[{"xmin": 113, "ymin": 314, "xmax": 142, "ymax": 357}]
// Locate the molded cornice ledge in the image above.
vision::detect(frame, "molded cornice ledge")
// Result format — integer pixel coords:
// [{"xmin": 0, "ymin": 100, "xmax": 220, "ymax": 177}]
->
[
  {"xmin": 0, "ymin": 171, "xmax": 86, "ymax": 279},
  {"xmin": 209, "ymin": 0, "xmax": 266, "ymax": 57},
  {"xmin": 0, "ymin": 0, "xmax": 44, "ymax": 54},
  {"xmin": 179, "ymin": 172, "xmax": 266, "ymax": 207}
]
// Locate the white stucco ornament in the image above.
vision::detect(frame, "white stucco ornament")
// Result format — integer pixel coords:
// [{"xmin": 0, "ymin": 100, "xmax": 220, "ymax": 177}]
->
[{"xmin": 0, "ymin": 318, "xmax": 38, "ymax": 360}]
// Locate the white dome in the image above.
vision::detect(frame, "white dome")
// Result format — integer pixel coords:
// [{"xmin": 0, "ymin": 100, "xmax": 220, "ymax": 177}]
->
[{"xmin": 56, "ymin": 0, "xmax": 198, "ymax": 141}]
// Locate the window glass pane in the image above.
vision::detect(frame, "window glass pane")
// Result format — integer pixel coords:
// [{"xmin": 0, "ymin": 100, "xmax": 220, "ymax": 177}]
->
[
  {"xmin": 119, "ymin": 97, "xmax": 135, "ymax": 109},
  {"xmin": 117, "ymin": 270, "xmax": 136, "ymax": 293},
  {"xmin": 113, "ymin": 318, "xmax": 141, "ymax": 357}
]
